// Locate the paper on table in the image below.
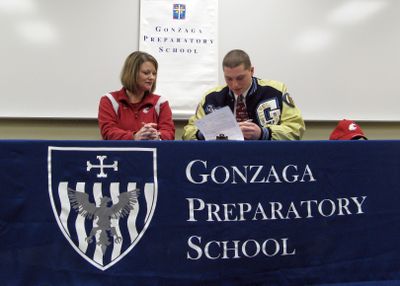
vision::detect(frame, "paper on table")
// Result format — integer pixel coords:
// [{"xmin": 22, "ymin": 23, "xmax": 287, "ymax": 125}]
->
[{"xmin": 195, "ymin": 106, "xmax": 244, "ymax": 140}]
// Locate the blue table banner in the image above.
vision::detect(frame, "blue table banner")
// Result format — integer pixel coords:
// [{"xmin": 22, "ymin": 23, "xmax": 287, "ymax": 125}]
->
[{"xmin": 1, "ymin": 140, "xmax": 400, "ymax": 286}]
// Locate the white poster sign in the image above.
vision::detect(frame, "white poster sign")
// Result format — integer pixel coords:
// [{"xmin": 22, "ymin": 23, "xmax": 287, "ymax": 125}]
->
[{"xmin": 140, "ymin": 0, "xmax": 218, "ymax": 119}]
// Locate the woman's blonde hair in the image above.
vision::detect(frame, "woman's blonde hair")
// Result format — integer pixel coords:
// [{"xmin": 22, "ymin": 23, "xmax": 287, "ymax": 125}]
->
[{"xmin": 120, "ymin": 51, "xmax": 158, "ymax": 94}]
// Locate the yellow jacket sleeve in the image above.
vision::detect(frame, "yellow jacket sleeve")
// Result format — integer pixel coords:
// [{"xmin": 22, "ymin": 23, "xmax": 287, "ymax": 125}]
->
[{"xmin": 182, "ymin": 97, "xmax": 206, "ymax": 140}]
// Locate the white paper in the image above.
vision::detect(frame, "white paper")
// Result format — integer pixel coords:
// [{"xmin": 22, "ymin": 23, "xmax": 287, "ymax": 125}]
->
[{"xmin": 195, "ymin": 106, "xmax": 244, "ymax": 140}]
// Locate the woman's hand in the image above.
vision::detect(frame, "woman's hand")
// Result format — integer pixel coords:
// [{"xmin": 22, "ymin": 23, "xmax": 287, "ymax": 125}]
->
[{"xmin": 134, "ymin": 123, "xmax": 160, "ymax": 140}]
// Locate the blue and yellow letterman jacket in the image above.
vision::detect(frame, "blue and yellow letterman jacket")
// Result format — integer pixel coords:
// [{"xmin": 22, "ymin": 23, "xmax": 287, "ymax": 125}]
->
[{"xmin": 182, "ymin": 78, "xmax": 305, "ymax": 140}]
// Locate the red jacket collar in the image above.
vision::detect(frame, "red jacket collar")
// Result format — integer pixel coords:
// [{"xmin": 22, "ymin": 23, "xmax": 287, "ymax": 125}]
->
[{"xmin": 113, "ymin": 88, "xmax": 159, "ymax": 107}]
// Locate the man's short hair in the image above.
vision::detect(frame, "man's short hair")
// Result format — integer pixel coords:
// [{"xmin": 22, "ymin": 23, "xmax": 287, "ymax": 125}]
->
[{"xmin": 222, "ymin": 49, "xmax": 252, "ymax": 69}]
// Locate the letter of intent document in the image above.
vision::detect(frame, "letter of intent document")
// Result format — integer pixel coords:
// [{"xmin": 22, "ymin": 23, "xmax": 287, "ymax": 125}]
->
[{"xmin": 195, "ymin": 106, "xmax": 244, "ymax": 140}]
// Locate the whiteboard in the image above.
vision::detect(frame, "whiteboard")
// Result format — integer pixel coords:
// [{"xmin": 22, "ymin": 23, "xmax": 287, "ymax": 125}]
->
[
  {"xmin": 218, "ymin": 0, "xmax": 400, "ymax": 121},
  {"xmin": 0, "ymin": 0, "xmax": 139, "ymax": 119},
  {"xmin": 1, "ymin": 0, "xmax": 399, "ymax": 121}
]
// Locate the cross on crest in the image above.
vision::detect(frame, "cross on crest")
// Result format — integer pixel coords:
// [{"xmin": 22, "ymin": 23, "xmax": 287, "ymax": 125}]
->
[{"xmin": 87, "ymin": 155, "xmax": 118, "ymax": 178}]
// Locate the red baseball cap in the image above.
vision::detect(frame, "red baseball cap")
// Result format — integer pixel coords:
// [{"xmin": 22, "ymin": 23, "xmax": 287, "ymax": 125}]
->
[{"xmin": 329, "ymin": 119, "xmax": 367, "ymax": 140}]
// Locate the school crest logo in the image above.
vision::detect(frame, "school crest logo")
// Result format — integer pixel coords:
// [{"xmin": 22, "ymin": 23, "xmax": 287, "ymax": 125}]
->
[
  {"xmin": 173, "ymin": 4, "xmax": 186, "ymax": 20},
  {"xmin": 48, "ymin": 147, "xmax": 158, "ymax": 271}
]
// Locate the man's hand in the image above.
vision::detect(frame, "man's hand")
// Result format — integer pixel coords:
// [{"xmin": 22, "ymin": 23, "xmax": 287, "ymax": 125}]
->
[{"xmin": 238, "ymin": 121, "xmax": 262, "ymax": 140}]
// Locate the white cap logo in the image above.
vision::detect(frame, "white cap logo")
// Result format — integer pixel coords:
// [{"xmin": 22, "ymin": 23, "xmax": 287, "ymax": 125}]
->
[{"xmin": 349, "ymin": 123, "xmax": 357, "ymax": 131}]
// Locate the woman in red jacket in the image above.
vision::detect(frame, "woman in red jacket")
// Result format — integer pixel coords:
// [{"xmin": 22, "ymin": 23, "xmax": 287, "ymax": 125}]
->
[{"xmin": 98, "ymin": 51, "xmax": 175, "ymax": 140}]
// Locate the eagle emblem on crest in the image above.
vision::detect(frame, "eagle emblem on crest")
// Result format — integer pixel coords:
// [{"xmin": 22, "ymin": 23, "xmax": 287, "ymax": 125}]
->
[{"xmin": 67, "ymin": 187, "xmax": 140, "ymax": 254}]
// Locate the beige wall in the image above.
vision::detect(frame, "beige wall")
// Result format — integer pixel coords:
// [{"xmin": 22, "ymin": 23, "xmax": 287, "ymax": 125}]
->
[{"xmin": 0, "ymin": 119, "xmax": 399, "ymax": 140}]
